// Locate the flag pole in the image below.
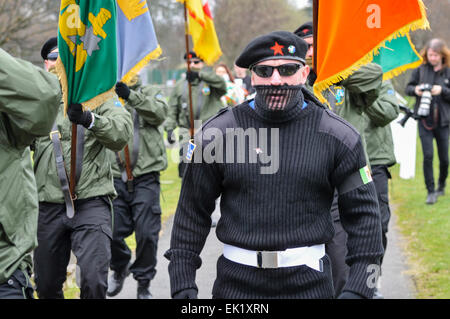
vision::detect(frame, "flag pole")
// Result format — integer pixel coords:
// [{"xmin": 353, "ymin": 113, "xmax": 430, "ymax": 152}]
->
[
  {"xmin": 183, "ymin": 2, "xmax": 195, "ymax": 139},
  {"xmin": 313, "ymin": 0, "xmax": 319, "ymax": 74}
]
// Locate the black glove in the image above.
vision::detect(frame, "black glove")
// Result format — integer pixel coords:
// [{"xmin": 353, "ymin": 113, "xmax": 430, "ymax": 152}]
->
[
  {"xmin": 337, "ymin": 291, "xmax": 365, "ymax": 299},
  {"xmin": 186, "ymin": 71, "xmax": 200, "ymax": 83},
  {"xmin": 67, "ymin": 103, "xmax": 93, "ymax": 129},
  {"xmin": 173, "ymin": 288, "xmax": 198, "ymax": 299},
  {"xmin": 167, "ymin": 130, "xmax": 175, "ymax": 144},
  {"xmin": 115, "ymin": 81, "xmax": 131, "ymax": 100}
]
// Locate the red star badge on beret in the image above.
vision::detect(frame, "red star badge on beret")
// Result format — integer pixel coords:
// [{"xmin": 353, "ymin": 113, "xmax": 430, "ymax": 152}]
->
[{"xmin": 270, "ymin": 42, "xmax": 284, "ymax": 56}]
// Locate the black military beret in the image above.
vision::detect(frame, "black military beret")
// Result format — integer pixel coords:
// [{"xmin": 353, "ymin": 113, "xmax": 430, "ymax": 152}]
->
[
  {"xmin": 184, "ymin": 51, "xmax": 202, "ymax": 61},
  {"xmin": 235, "ymin": 31, "xmax": 308, "ymax": 69},
  {"xmin": 294, "ymin": 21, "xmax": 313, "ymax": 39},
  {"xmin": 41, "ymin": 37, "xmax": 58, "ymax": 60}
]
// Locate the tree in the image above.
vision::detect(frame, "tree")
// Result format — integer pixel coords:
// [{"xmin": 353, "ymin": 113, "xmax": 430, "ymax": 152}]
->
[
  {"xmin": 0, "ymin": 0, "xmax": 60, "ymax": 63},
  {"xmin": 213, "ymin": 0, "xmax": 310, "ymax": 67}
]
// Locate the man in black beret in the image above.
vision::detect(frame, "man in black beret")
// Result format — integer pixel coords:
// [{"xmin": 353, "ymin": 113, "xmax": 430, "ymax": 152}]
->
[
  {"xmin": 41, "ymin": 37, "xmax": 59, "ymax": 73},
  {"xmin": 165, "ymin": 31, "xmax": 383, "ymax": 299}
]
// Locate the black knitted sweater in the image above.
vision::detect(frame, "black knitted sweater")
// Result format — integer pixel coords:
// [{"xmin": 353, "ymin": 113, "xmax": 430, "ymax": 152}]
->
[{"xmin": 165, "ymin": 90, "xmax": 383, "ymax": 299}]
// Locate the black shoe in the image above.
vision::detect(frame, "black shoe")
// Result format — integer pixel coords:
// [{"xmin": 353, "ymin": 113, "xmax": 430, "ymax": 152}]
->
[
  {"xmin": 426, "ymin": 192, "xmax": 437, "ymax": 205},
  {"xmin": 137, "ymin": 280, "xmax": 152, "ymax": 299},
  {"xmin": 106, "ymin": 265, "xmax": 130, "ymax": 297}
]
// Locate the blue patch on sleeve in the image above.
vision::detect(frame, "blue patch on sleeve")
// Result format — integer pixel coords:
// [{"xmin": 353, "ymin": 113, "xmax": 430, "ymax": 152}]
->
[
  {"xmin": 114, "ymin": 99, "xmax": 123, "ymax": 107},
  {"xmin": 387, "ymin": 89, "xmax": 395, "ymax": 95}
]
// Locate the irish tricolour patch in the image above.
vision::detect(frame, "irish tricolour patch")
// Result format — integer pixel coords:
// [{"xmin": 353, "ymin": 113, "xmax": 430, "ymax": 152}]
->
[{"xmin": 359, "ymin": 165, "xmax": 373, "ymax": 184}]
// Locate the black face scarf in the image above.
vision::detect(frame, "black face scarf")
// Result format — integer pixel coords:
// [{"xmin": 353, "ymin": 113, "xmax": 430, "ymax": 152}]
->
[
  {"xmin": 252, "ymin": 84, "xmax": 305, "ymax": 123},
  {"xmin": 254, "ymin": 84, "xmax": 303, "ymax": 112}
]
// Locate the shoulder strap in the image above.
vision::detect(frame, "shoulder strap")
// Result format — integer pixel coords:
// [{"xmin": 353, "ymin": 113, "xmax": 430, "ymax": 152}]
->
[{"xmin": 50, "ymin": 123, "xmax": 74, "ymax": 218}]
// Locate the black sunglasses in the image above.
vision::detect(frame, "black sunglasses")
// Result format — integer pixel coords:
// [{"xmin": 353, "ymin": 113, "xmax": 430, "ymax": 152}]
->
[
  {"xmin": 46, "ymin": 52, "xmax": 59, "ymax": 61},
  {"xmin": 189, "ymin": 60, "xmax": 202, "ymax": 64},
  {"xmin": 251, "ymin": 63, "xmax": 302, "ymax": 78}
]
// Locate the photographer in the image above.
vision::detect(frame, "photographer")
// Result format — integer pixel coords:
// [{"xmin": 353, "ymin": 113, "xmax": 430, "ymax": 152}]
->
[{"xmin": 406, "ymin": 38, "xmax": 450, "ymax": 205}]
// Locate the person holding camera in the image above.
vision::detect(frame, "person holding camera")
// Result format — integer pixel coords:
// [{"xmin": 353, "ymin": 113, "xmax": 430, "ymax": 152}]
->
[{"xmin": 406, "ymin": 38, "xmax": 450, "ymax": 205}]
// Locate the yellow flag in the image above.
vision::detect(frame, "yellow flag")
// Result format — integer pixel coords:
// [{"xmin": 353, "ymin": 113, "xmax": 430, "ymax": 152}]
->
[{"xmin": 178, "ymin": 0, "xmax": 222, "ymax": 65}]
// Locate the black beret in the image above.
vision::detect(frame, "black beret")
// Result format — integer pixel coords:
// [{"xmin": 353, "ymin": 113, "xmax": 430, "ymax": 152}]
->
[
  {"xmin": 294, "ymin": 21, "xmax": 313, "ymax": 39},
  {"xmin": 184, "ymin": 51, "xmax": 202, "ymax": 61},
  {"xmin": 235, "ymin": 31, "xmax": 308, "ymax": 69},
  {"xmin": 41, "ymin": 37, "xmax": 58, "ymax": 60}
]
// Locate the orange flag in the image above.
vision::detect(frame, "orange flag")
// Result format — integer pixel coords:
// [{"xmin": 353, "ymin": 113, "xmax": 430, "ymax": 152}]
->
[
  {"xmin": 177, "ymin": 0, "xmax": 222, "ymax": 65},
  {"xmin": 313, "ymin": 0, "xmax": 429, "ymax": 103}
]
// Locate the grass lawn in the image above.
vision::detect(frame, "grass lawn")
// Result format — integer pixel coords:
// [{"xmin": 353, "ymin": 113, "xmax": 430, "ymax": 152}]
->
[{"xmin": 389, "ymin": 135, "xmax": 450, "ymax": 299}]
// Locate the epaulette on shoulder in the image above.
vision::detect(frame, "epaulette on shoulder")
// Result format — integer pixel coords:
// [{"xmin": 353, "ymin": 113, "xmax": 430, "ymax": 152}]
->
[
  {"xmin": 193, "ymin": 107, "xmax": 238, "ymax": 144},
  {"xmin": 318, "ymin": 108, "xmax": 361, "ymax": 150},
  {"xmin": 201, "ymin": 107, "xmax": 237, "ymax": 134}
]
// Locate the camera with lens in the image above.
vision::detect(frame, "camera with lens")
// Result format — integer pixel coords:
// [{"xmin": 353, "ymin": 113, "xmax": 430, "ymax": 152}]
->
[{"xmin": 417, "ymin": 83, "xmax": 433, "ymax": 117}]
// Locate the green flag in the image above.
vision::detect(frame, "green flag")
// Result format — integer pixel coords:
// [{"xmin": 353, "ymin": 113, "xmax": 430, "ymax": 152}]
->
[
  {"xmin": 56, "ymin": 0, "xmax": 117, "ymax": 113},
  {"xmin": 372, "ymin": 33, "xmax": 422, "ymax": 80}
]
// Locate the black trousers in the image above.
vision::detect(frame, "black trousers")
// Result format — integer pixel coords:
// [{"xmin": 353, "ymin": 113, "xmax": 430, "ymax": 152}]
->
[
  {"xmin": 326, "ymin": 168, "xmax": 388, "ymax": 296},
  {"xmin": 418, "ymin": 122, "xmax": 449, "ymax": 193},
  {"xmin": 34, "ymin": 197, "xmax": 112, "ymax": 299},
  {"xmin": 110, "ymin": 172, "xmax": 162, "ymax": 283},
  {"xmin": 371, "ymin": 165, "xmax": 391, "ymax": 263},
  {"xmin": 0, "ymin": 269, "xmax": 34, "ymax": 299}
]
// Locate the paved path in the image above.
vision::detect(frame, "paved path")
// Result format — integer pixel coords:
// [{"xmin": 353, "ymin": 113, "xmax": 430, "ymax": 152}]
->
[{"xmin": 108, "ymin": 206, "xmax": 416, "ymax": 299}]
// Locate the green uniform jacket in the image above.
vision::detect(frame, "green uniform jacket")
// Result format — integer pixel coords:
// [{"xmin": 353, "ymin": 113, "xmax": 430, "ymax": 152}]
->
[
  {"xmin": 0, "ymin": 49, "xmax": 61, "ymax": 284},
  {"xmin": 364, "ymin": 80, "xmax": 399, "ymax": 167},
  {"xmin": 33, "ymin": 97, "xmax": 132, "ymax": 203},
  {"xmin": 165, "ymin": 68, "xmax": 227, "ymax": 134},
  {"xmin": 309, "ymin": 63, "xmax": 383, "ymax": 161},
  {"xmin": 109, "ymin": 79, "xmax": 168, "ymax": 178}
]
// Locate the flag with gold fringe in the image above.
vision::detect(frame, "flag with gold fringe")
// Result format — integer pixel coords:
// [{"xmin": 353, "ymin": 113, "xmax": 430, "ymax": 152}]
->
[
  {"xmin": 177, "ymin": 0, "xmax": 222, "ymax": 65},
  {"xmin": 116, "ymin": 0, "xmax": 162, "ymax": 84},
  {"xmin": 56, "ymin": 0, "xmax": 117, "ymax": 113},
  {"xmin": 372, "ymin": 33, "xmax": 423, "ymax": 80},
  {"xmin": 313, "ymin": 0, "xmax": 429, "ymax": 104}
]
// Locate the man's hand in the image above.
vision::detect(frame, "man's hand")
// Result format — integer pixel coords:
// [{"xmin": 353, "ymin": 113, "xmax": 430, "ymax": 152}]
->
[
  {"xmin": 186, "ymin": 71, "xmax": 200, "ymax": 83},
  {"xmin": 173, "ymin": 288, "xmax": 198, "ymax": 299},
  {"xmin": 67, "ymin": 103, "xmax": 93, "ymax": 129},
  {"xmin": 414, "ymin": 85, "xmax": 423, "ymax": 96},
  {"xmin": 115, "ymin": 82, "xmax": 131, "ymax": 100},
  {"xmin": 431, "ymin": 85, "xmax": 442, "ymax": 96},
  {"xmin": 167, "ymin": 130, "xmax": 175, "ymax": 144}
]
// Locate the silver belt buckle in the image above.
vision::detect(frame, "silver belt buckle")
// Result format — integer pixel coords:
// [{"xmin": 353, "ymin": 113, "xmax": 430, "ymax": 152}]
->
[{"xmin": 257, "ymin": 251, "xmax": 278, "ymax": 268}]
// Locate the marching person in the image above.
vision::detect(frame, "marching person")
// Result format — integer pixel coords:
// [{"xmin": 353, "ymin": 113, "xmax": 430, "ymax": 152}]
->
[
  {"xmin": 33, "ymin": 38, "xmax": 133, "ymax": 299},
  {"xmin": 165, "ymin": 51, "xmax": 227, "ymax": 177},
  {"xmin": 165, "ymin": 31, "xmax": 384, "ymax": 299},
  {"xmin": 363, "ymin": 80, "xmax": 400, "ymax": 298},
  {"xmin": 106, "ymin": 75, "xmax": 168, "ymax": 299},
  {"xmin": 0, "ymin": 48, "xmax": 61, "ymax": 299},
  {"xmin": 406, "ymin": 38, "xmax": 450, "ymax": 204}
]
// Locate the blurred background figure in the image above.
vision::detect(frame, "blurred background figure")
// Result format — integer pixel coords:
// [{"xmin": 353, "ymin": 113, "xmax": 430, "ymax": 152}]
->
[
  {"xmin": 233, "ymin": 64, "xmax": 255, "ymax": 97},
  {"xmin": 215, "ymin": 63, "xmax": 246, "ymax": 107}
]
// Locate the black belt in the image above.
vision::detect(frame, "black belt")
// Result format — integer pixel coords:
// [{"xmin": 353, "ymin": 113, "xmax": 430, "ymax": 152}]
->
[
  {"xmin": 50, "ymin": 123, "xmax": 85, "ymax": 218},
  {"xmin": 116, "ymin": 109, "xmax": 140, "ymax": 192}
]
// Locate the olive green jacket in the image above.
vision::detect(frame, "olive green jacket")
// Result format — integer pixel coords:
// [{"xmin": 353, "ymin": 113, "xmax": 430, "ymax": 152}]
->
[
  {"xmin": 0, "ymin": 49, "xmax": 61, "ymax": 283},
  {"xmin": 309, "ymin": 63, "xmax": 383, "ymax": 160},
  {"xmin": 165, "ymin": 68, "xmax": 227, "ymax": 133},
  {"xmin": 364, "ymin": 80, "xmax": 399, "ymax": 167},
  {"xmin": 33, "ymin": 97, "xmax": 132, "ymax": 203},
  {"xmin": 108, "ymin": 79, "xmax": 168, "ymax": 178}
]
